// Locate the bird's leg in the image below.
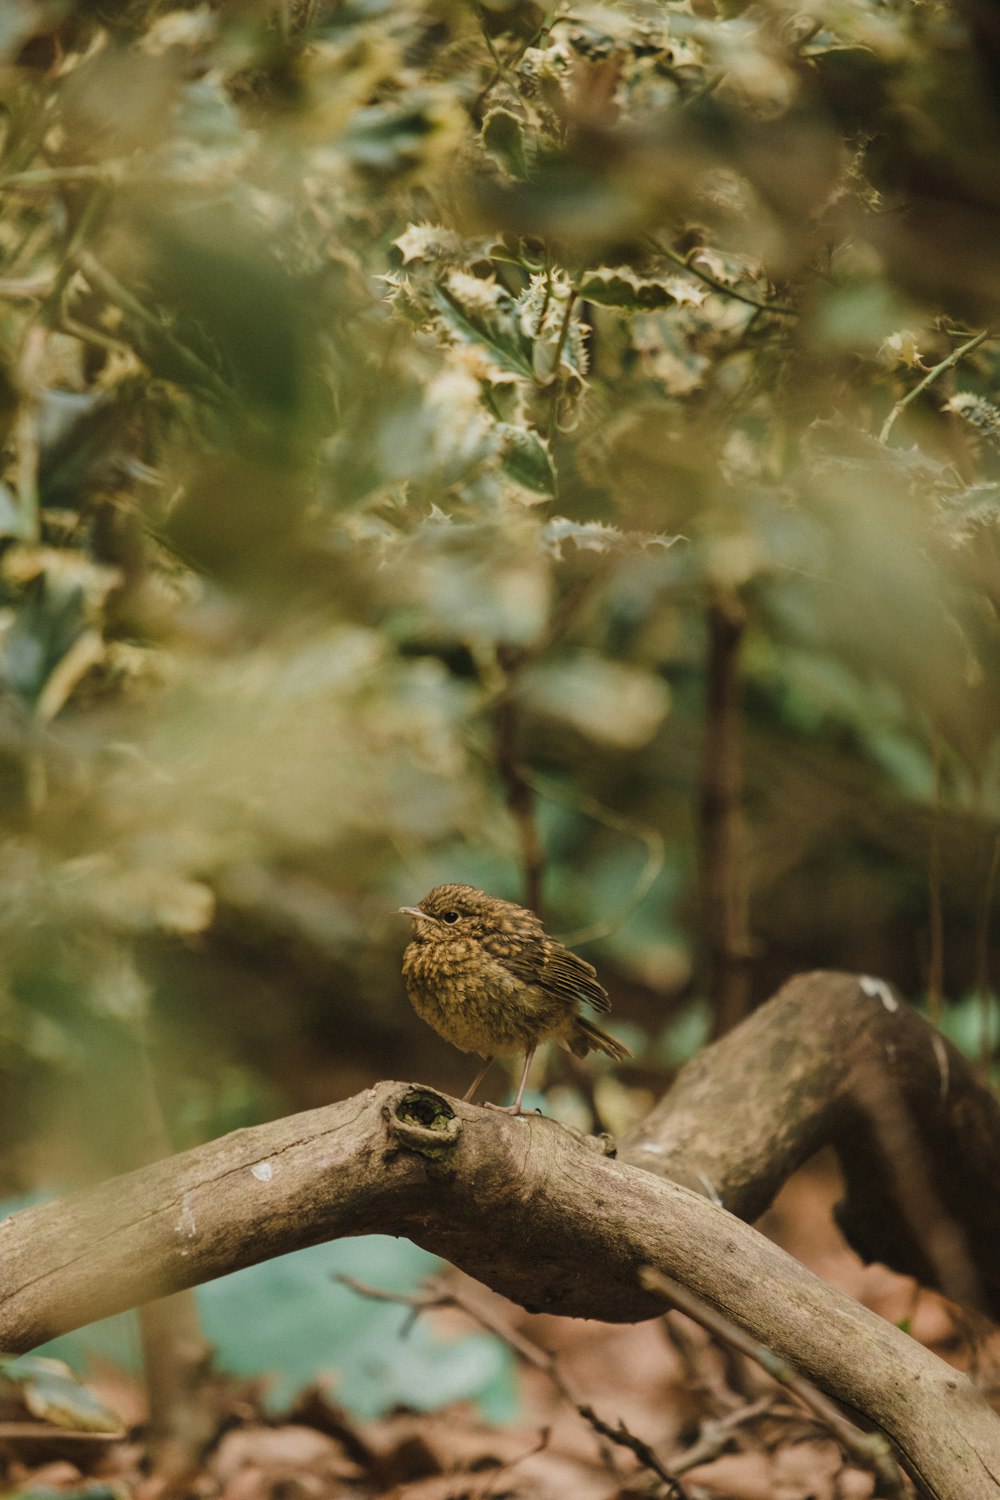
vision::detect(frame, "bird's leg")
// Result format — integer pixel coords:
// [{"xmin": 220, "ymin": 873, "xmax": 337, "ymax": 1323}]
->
[
  {"xmin": 463, "ymin": 1055, "xmax": 495, "ymax": 1102},
  {"xmin": 485, "ymin": 1048, "xmax": 536, "ymax": 1115}
]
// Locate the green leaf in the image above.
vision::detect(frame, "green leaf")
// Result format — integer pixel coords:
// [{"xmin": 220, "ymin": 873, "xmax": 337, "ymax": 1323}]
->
[
  {"xmin": 518, "ymin": 273, "xmax": 588, "ymax": 382},
  {"xmin": 0, "ymin": 1355, "xmax": 122, "ymax": 1434},
  {"xmin": 543, "ymin": 516, "xmax": 676, "ymax": 554},
  {"xmin": 0, "ymin": 482, "xmax": 28, "ymax": 540},
  {"xmin": 0, "ymin": 552, "xmax": 117, "ymax": 714},
  {"xmin": 945, "ymin": 393, "xmax": 1000, "ymax": 449},
  {"xmin": 937, "ymin": 482, "xmax": 1000, "ymax": 540},
  {"xmin": 482, "ymin": 109, "xmax": 529, "ymax": 179},
  {"xmin": 577, "ymin": 267, "xmax": 677, "ymax": 310},
  {"xmin": 393, "ymin": 223, "xmax": 467, "ymax": 265},
  {"xmin": 344, "ymin": 98, "xmax": 452, "ymax": 178},
  {"xmin": 497, "ymin": 423, "xmax": 556, "ymax": 494},
  {"xmin": 1, "ymin": 579, "xmax": 88, "ymax": 709},
  {"xmin": 13, "ymin": 1488, "xmax": 124, "ymax": 1500},
  {"xmin": 431, "ymin": 275, "xmax": 535, "ymax": 379}
]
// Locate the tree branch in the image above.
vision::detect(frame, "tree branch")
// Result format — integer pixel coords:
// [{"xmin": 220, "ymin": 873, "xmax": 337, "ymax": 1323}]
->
[
  {"xmin": 878, "ymin": 327, "xmax": 993, "ymax": 444},
  {"xmin": 2, "ymin": 975, "xmax": 1000, "ymax": 1498}
]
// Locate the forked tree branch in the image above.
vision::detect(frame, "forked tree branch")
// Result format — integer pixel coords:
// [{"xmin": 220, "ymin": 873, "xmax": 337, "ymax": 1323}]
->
[{"xmin": 1, "ymin": 973, "xmax": 999, "ymax": 1498}]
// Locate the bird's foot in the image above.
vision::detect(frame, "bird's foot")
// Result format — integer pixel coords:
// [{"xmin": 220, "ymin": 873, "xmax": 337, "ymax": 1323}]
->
[{"xmin": 483, "ymin": 1100, "xmax": 540, "ymax": 1116}]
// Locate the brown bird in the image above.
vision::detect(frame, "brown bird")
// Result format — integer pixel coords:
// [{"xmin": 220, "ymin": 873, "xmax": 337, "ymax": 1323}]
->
[{"xmin": 400, "ymin": 883, "xmax": 631, "ymax": 1114}]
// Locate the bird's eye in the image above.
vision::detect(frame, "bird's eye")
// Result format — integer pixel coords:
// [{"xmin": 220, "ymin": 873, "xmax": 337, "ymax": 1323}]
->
[{"xmin": 440, "ymin": 910, "xmax": 460, "ymax": 924}]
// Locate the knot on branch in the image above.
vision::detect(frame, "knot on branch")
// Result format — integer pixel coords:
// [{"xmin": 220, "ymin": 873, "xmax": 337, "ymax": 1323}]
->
[{"xmin": 384, "ymin": 1086, "xmax": 461, "ymax": 1169}]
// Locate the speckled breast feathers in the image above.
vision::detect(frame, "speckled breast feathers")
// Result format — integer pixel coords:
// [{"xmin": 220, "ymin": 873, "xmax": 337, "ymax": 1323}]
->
[{"xmin": 401, "ymin": 883, "xmax": 628, "ymax": 1064}]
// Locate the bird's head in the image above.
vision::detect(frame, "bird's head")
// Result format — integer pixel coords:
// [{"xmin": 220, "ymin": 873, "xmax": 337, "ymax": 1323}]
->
[{"xmin": 399, "ymin": 883, "xmax": 512, "ymax": 943}]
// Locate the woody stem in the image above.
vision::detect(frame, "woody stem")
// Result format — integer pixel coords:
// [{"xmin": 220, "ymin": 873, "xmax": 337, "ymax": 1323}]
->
[{"xmin": 463, "ymin": 1056, "xmax": 495, "ymax": 1101}]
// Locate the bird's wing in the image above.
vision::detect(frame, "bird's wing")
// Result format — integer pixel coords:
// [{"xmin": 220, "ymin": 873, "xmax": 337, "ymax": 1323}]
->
[
  {"xmin": 497, "ymin": 933, "xmax": 611, "ymax": 1014},
  {"xmin": 543, "ymin": 943, "xmax": 612, "ymax": 1012}
]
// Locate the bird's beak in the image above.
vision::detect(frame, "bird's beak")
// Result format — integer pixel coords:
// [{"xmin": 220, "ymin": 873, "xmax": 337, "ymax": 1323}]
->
[{"xmin": 399, "ymin": 905, "xmax": 435, "ymax": 921}]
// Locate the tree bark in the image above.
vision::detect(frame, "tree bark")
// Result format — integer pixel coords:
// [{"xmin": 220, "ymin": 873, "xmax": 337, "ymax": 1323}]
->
[{"xmin": 2, "ymin": 973, "xmax": 1000, "ymax": 1498}]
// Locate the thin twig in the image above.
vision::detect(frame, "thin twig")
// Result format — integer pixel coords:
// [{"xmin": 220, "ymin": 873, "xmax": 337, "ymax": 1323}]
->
[
  {"xmin": 337, "ymin": 1275, "xmax": 585, "ymax": 1402},
  {"xmin": 654, "ymin": 241, "xmax": 796, "ymax": 317},
  {"xmin": 57, "ymin": 315, "xmax": 134, "ymax": 360},
  {"xmin": 45, "ymin": 188, "xmax": 109, "ymax": 319},
  {"xmin": 575, "ymin": 1403, "xmax": 688, "ymax": 1496},
  {"xmin": 662, "ymin": 1313, "xmax": 748, "ymax": 1413},
  {"xmin": 974, "ymin": 828, "xmax": 1000, "ymax": 1075},
  {"xmin": 0, "ymin": 274, "xmax": 56, "ymax": 301},
  {"xmin": 472, "ymin": 571, "xmax": 611, "ymax": 918},
  {"xmin": 471, "ymin": 1427, "xmax": 550, "ymax": 1500},
  {"xmin": 493, "ymin": 646, "xmax": 545, "ymax": 914},
  {"xmin": 0, "ymin": 164, "xmax": 128, "ymax": 187},
  {"xmin": 10, "ymin": 179, "xmax": 107, "ymax": 496},
  {"xmin": 879, "ymin": 327, "xmax": 993, "ymax": 444},
  {"xmin": 928, "ymin": 731, "xmax": 943, "ymax": 1023},
  {"xmin": 475, "ymin": 5, "xmax": 515, "ymax": 88},
  {"xmin": 667, "ymin": 1395, "xmax": 779, "ymax": 1476},
  {"xmin": 471, "ymin": 10, "xmax": 552, "ymax": 119},
  {"xmin": 337, "ymin": 1274, "xmax": 688, "ymax": 1495},
  {"xmin": 13, "ymin": 321, "xmax": 46, "ymax": 542},
  {"xmin": 526, "ymin": 770, "xmax": 664, "ymax": 946},
  {"xmin": 640, "ymin": 1268, "xmax": 908, "ymax": 1499},
  {"xmin": 701, "ymin": 584, "xmax": 751, "ymax": 1038},
  {"xmin": 545, "ymin": 285, "xmax": 579, "ymax": 440}
]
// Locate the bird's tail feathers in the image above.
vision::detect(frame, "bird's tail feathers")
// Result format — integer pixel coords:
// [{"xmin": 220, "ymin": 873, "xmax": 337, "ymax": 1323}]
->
[{"xmin": 566, "ymin": 1015, "xmax": 632, "ymax": 1062}]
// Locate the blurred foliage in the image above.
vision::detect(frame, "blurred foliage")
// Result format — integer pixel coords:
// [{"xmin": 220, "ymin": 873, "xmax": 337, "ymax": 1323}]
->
[
  {"xmin": 0, "ymin": 1352, "xmax": 121, "ymax": 1433},
  {"xmin": 0, "ymin": 0, "xmax": 1000, "ymax": 1202}
]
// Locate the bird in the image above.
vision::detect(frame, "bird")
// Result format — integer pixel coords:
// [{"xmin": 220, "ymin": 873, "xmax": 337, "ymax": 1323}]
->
[{"xmin": 399, "ymin": 883, "xmax": 631, "ymax": 1115}]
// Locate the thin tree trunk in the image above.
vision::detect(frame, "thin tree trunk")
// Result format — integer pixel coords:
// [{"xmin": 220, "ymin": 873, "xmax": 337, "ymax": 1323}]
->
[
  {"xmin": 493, "ymin": 645, "xmax": 544, "ymax": 915},
  {"xmin": 113, "ymin": 1014, "xmax": 214, "ymax": 1467},
  {"xmin": 700, "ymin": 585, "xmax": 751, "ymax": 1037}
]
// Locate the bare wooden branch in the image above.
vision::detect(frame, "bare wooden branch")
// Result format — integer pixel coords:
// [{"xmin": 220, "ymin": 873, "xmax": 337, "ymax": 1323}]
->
[
  {"xmin": 2, "ymin": 973, "xmax": 1000, "ymax": 1499},
  {"xmin": 0, "ymin": 1098, "xmax": 995, "ymax": 1495}
]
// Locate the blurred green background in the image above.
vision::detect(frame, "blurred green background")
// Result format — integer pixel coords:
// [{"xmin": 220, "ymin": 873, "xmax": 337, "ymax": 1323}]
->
[{"xmin": 2, "ymin": 0, "xmax": 1000, "ymax": 1414}]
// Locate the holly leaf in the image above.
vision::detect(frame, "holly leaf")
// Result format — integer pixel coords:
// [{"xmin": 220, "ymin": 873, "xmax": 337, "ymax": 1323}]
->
[
  {"xmin": 578, "ymin": 267, "xmax": 678, "ymax": 310},
  {"xmin": 482, "ymin": 109, "xmax": 529, "ymax": 179},
  {"xmin": 431, "ymin": 274, "xmax": 535, "ymax": 379},
  {"xmin": 498, "ymin": 423, "xmax": 556, "ymax": 495}
]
